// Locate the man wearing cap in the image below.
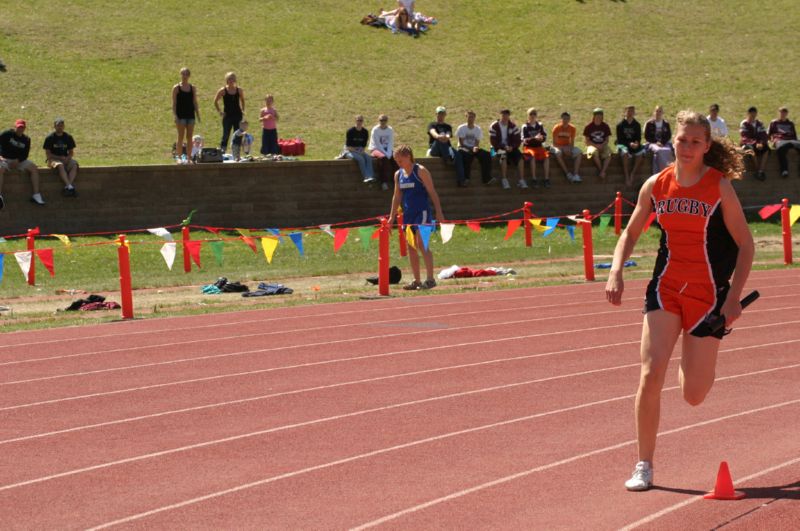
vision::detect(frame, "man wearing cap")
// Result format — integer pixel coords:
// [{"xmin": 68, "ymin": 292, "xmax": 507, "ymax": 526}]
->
[
  {"xmin": 489, "ymin": 109, "xmax": 523, "ymax": 189},
  {"xmin": 43, "ymin": 118, "xmax": 79, "ymax": 197},
  {"xmin": 583, "ymin": 108, "xmax": 613, "ymax": 180},
  {"xmin": 0, "ymin": 119, "xmax": 44, "ymax": 209},
  {"xmin": 707, "ymin": 103, "xmax": 728, "ymax": 138},
  {"xmin": 427, "ymin": 106, "xmax": 455, "ymax": 164},
  {"xmin": 768, "ymin": 107, "xmax": 800, "ymax": 178},
  {"xmin": 454, "ymin": 110, "xmax": 492, "ymax": 186},
  {"xmin": 739, "ymin": 106, "xmax": 769, "ymax": 181}
]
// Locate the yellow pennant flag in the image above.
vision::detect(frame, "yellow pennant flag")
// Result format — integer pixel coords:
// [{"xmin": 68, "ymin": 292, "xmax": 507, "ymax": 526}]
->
[
  {"xmin": 405, "ymin": 226, "xmax": 416, "ymax": 249},
  {"xmin": 261, "ymin": 236, "xmax": 279, "ymax": 264},
  {"xmin": 529, "ymin": 218, "xmax": 548, "ymax": 233},
  {"xmin": 52, "ymin": 234, "xmax": 72, "ymax": 253},
  {"xmin": 790, "ymin": 205, "xmax": 800, "ymax": 227}
]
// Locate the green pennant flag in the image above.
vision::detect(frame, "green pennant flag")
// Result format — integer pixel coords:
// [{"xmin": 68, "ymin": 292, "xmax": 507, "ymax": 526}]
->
[
  {"xmin": 598, "ymin": 214, "xmax": 612, "ymax": 231},
  {"xmin": 358, "ymin": 226, "xmax": 374, "ymax": 251},
  {"xmin": 209, "ymin": 240, "xmax": 225, "ymax": 266}
]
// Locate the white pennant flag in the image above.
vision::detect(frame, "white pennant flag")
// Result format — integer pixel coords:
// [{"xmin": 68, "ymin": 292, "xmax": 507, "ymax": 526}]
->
[
  {"xmin": 148, "ymin": 227, "xmax": 174, "ymax": 241},
  {"xmin": 160, "ymin": 242, "xmax": 177, "ymax": 270},
  {"xmin": 319, "ymin": 224, "xmax": 335, "ymax": 237},
  {"xmin": 14, "ymin": 251, "xmax": 32, "ymax": 280},
  {"xmin": 439, "ymin": 223, "xmax": 455, "ymax": 244}
]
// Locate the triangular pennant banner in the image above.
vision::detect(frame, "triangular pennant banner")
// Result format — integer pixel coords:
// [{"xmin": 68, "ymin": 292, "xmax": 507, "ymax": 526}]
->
[
  {"xmin": 320, "ymin": 224, "xmax": 335, "ymax": 237},
  {"xmin": 371, "ymin": 228, "xmax": 381, "ymax": 240},
  {"xmin": 266, "ymin": 228, "xmax": 284, "ymax": 243},
  {"xmin": 504, "ymin": 219, "xmax": 522, "ymax": 240},
  {"xmin": 204, "ymin": 226, "xmax": 221, "ymax": 235},
  {"xmin": 598, "ymin": 215, "xmax": 611, "ymax": 231},
  {"xmin": 185, "ymin": 240, "xmax": 202, "ymax": 269},
  {"xmin": 52, "ymin": 233, "xmax": 72, "ymax": 252},
  {"xmin": 543, "ymin": 218, "xmax": 559, "ymax": 237},
  {"xmin": 209, "ymin": 241, "xmax": 224, "ymax": 266},
  {"xmin": 439, "ymin": 223, "xmax": 455, "ymax": 244},
  {"xmin": 35, "ymin": 249, "xmax": 55, "ymax": 277},
  {"xmin": 791, "ymin": 205, "xmax": 800, "ymax": 227},
  {"xmin": 758, "ymin": 204, "xmax": 782, "ymax": 220},
  {"xmin": 261, "ymin": 236, "xmax": 279, "ymax": 264},
  {"xmin": 333, "ymin": 228, "xmax": 349, "ymax": 252},
  {"xmin": 147, "ymin": 227, "xmax": 174, "ymax": 241},
  {"xmin": 358, "ymin": 226, "xmax": 374, "ymax": 250},
  {"xmin": 405, "ymin": 226, "xmax": 416, "ymax": 249},
  {"xmin": 529, "ymin": 218, "xmax": 548, "ymax": 232},
  {"xmin": 160, "ymin": 242, "xmax": 177, "ymax": 270},
  {"xmin": 418, "ymin": 224, "xmax": 433, "ymax": 250},
  {"xmin": 14, "ymin": 251, "xmax": 32, "ymax": 280},
  {"xmin": 642, "ymin": 212, "xmax": 657, "ymax": 232},
  {"xmin": 289, "ymin": 232, "xmax": 305, "ymax": 257},
  {"xmin": 566, "ymin": 225, "xmax": 575, "ymax": 241},
  {"xmin": 466, "ymin": 221, "xmax": 481, "ymax": 233}
]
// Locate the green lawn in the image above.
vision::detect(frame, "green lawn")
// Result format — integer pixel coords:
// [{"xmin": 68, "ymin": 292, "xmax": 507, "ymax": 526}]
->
[{"xmin": 1, "ymin": 1, "xmax": 797, "ymax": 166}]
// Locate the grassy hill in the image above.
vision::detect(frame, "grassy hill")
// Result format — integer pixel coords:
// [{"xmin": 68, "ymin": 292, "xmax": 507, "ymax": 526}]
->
[{"xmin": 1, "ymin": 0, "xmax": 797, "ymax": 166}]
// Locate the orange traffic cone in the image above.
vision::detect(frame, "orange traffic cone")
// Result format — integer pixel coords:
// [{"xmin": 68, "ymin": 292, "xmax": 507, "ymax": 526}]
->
[{"xmin": 704, "ymin": 461, "xmax": 746, "ymax": 500}]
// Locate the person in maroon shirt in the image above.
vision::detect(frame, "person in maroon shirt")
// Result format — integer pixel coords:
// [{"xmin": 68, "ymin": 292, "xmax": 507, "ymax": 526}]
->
[
  {"xmin": 739, "ymin": 106, "xmax": 769, "ymax": 181},
  {"xmin": 768, "ymin": 107, "xmax": 800, "ymax": 178},
  {"xmin": 583, "ymin": 108, "xmax": 613, "ymax": 180}
]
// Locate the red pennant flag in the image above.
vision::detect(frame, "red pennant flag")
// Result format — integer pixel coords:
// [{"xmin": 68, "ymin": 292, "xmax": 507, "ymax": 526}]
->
[
  {"xmin": 334, "ymin": 228, "xmax": 349, "ymax": 252},
  {"xmin": 241, "ymin": 235, "xmax": 257, "ymax": 254},
  {"xmin": 371, "ymin": 228, "xmax": 381, "ymax": 240},
  {"xmin": 466, "ymin": 221, "xmax": 481, "ymax": 233},
  {"xmin": 642, "ymin": 212, "xmax": 657, "ymax": 232},
  {"xmin": 204, "ymin": 226, "xmax": 222, "ymax": 235},
  {"xmin": 35, "ymin": 248, "xmax": 55, "ymax": 277},
  {"xmin": 185, "ymin": 240, "xmax": 202, "ymax": 268},
  {"xmin": 504, "ymin": 219, "xmax": 522, "ymax": 240},
  {"xmin": 758, "ymin": 204, "xmax": 782, "ymax": 220}
]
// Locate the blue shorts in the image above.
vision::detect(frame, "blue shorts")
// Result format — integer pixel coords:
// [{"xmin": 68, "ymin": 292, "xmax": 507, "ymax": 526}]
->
[
  {"xmin": 402, "ymin": 209, "xmax": 432, "ymax": 231},
  {"xmin": 175, "ymin": 118, "xmax": 196, "ymax": 126}
]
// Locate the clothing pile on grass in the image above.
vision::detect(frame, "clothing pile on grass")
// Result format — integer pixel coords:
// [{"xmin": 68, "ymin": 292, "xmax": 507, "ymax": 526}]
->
[
  {"xmin": 437, "ymin": 265, "xmax": 516, "ymax": 280},
  {"xmin": 201, "ymin": 277, "xmax": 293, "ymax": 297},
  {"xmin": 64, "ymin": 294, "xmax": 121, "ymax": 311},
  {"xmin": 360, "ymin": 10, "xmax": 437, "ymax": 36}
]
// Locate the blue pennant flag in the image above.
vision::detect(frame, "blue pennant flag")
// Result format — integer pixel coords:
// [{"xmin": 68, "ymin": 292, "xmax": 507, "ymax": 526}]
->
[
  {"xmin": 543, "ymin": 217, "xmax": 559, "ymax": 237},
  {"xmin": 0, "ymin": 253, "xmax": 4, "ymax": 285},
  {"xmin": 566, "ymin": 225, "xmax": 575, "ymax": 241},
  {"xmin": 266, "ymin": 228, "xmax": 284, "ymax": 242},
  {"xmin": 418, "ymin": 224, "xmax": 433, "ymax": 250},
  {"xmin": 289, "ymin": 232, "xmax": 304, "ymax": 256}
]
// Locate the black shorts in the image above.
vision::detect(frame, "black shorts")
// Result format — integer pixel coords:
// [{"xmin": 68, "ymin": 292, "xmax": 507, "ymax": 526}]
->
[{"xmin": 497, "ymin": 148, "xmax": 522, "ymax": 165}]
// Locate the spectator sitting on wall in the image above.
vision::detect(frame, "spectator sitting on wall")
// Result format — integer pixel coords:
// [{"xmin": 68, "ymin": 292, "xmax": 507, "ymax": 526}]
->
[
  {"xmin": 427, "ymin": 106, "xmax": 455, "ymax": 163},
  {"xmin": 616, "ymin": 105, "xmax": 647, "ymax": 188},
  {"xmin": 489, "ymin": 109, "xmax": 524, "ymax": 190},
  {"xmin": 644, "ymin": 105, "xmax": 675, "ymax": 174},
  {"xmin": 368, "ymin": 114, "xmax": 396, "ymax": 191},
  {"xmin": 583, "ymin": 108, "xmax": 613, "ymax": 180},
  {"xmin": 454, "ymin": 110, "xmax": 492, "ymax": 187},
  {"xmin": 345, "ymin": 115, "xmax": 375, "ymax": 183},
  {"xmin": 768, "ymin": 106, "xmax": 800, "ymax": 179},
  {"xmin": 739, "ymin": 106, "xmax": 769, "ymax": 181},
  {"xmin": 521, "ymin": 108, "xmax": 551, "ymax": 188},
  {"xmin": 550, "ymin": 111, "xmax": 583, "ymax": 183},
  {"xmin": 707, "ymin": 103, "xmax": 728, "ymax": 138},
  {"xmin": 43, "ymin": 117, "xmax": 79, "ymax": 197},
  {"xmin": 0, "ymin": 119, "xmax": 44, "ymax": 209}
]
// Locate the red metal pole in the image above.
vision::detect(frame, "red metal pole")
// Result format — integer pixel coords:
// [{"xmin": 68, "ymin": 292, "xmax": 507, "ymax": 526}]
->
[
  {"xmin": 781, "ymin": 198, "xmax": 793, "ymax": 265},
  {"xmin": 524, "ymin": 201, "xmax": 533, "ymax": 247},
  {"xmin": 378, "ymin": 217, "xmax": 390, "ymax": 296},
  {"xmin": 117, "ymin": 235, "xmax": 134, "ymax": 319},
  {"xmin": 397, "ymin": 211, "xmax": 408, "ymax": 257},
  {"xmin": 614, "ymin": 192, "xmax": 623, "ymax": 235},
  {"xmin": 182, "ymin": 225, "xmax": 191, "ymax": 273},
  {"xmin": 582, "ymin": 209, "xmax": 595, "ymax": 281},
  {"xmin": 26, "ymin": 227, "xmax": 37, "ymax": 286}
]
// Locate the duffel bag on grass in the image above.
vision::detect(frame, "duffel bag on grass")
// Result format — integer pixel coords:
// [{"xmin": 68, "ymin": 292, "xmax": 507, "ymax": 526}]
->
[{"xmin": 279, "ymin": 138, "xmax": 305, "ymax": 156}]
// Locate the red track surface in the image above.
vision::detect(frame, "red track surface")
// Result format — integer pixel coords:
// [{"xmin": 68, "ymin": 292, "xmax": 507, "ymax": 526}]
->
[{"xmin": 1, "ymin": 269, "xmax": 798, "ymax": 530}]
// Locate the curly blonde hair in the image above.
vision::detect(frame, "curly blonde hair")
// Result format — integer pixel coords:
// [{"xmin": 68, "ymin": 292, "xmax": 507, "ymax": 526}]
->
[{"xmin": 676, "ymin": 110, "xmax": 744, "ymax": 180}]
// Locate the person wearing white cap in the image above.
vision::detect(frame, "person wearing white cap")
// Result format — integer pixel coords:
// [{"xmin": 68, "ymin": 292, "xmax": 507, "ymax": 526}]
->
[
  {"xmin": 43, "ymin": 117, "xmax": 79, "ymax": 197},
  {"xmin": 0, "ymin": 119, "xmax": 43, "ymax": 209},
  {"xmin": 427, "ymin": 106, "xmax": 455, "ymax": 163}
]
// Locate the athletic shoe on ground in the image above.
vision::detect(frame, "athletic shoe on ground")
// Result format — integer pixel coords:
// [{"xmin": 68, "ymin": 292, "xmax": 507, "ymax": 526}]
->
[
  {"xmin": 573, "ymin": 174, "xmax": 583, "ymax": 183},
  {"xmin": 781, "ymin": 170, "xmax": 789, "ymax": 178},
  {"xmin": 31, "ymin": 193, "xmax": 46, "ymax": 205},
  {"xmin": 403, "ymin": 280, "xmax": 422, "ymax": 291},
  {"xmin": 625, "ymin": 461, "xmax": 653, "ymax": 491},
  {"xmin": 517, "ymin": 179, "xmax": 528, "ymax": 189},
  {"xmin": 363, "ymin": 176, "xmax": 377, "ymax": 184},
  {"xmin": 567, "ymin": 172, "xmax": 576, "ymax": 182},
  {"xmin": 0, "ymin": 194, "xmax": 4, "ymax": 210},
  {"xmin": 501, "ymin": 178, "xmax": 511, "ymax": 190},
  {"xmin": 381, "ymin": 182, "xmax": 389, "ymax": 191},
  {"xmin": 543, "ymin": 179, "xmax": 551, "ymax": 189},
  {"xmin": 421, "ymin": 279, "xmax": 436, "ymax": 289}
]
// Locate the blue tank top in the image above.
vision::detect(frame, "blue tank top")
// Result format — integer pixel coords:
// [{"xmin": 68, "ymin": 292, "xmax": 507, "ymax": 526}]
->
[{"xmin": 398, "ymin": 164, "xmax": 430, "ymax": 215}]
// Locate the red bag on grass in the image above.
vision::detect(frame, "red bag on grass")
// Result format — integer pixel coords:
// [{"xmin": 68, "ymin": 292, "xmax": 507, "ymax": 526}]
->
[{"xmin": 279, "ymin": 138, "xmax": 306, "ymax": 156}]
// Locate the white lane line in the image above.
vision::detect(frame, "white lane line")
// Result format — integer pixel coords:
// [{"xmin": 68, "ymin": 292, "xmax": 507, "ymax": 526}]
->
[
  {"xmin": 0, "ymin": 312, "xmax": 643, "ymax": 386},
  {"xmin": 619, "ymin": 455, "xmax": 800, "ymax": 530},
  {"xmin": 349, "ymin": 398, "xmax": 800, "ymax": 531},
  {"xmin": 0, "ymin": 340, "xmax": 642, "ymax": 443}
]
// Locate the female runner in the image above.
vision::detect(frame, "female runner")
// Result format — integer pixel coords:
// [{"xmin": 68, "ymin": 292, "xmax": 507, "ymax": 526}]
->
[{"xmin": 605, "ymin": 110, "xmax": 754, "ymax": 491}]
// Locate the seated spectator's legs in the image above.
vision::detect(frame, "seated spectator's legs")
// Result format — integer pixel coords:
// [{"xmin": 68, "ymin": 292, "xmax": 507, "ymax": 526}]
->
[
  {"xmin": 48, "ymin": 159, "xmax": 78, "ymax": 188},
  {"xmin": 742, "ymin": 145, "xmax": 769, "ymax": 179},
  {"xmin": 587, "ymin": 145, "xmax": 612, "ymax": 179},
  {"xmin": 550, "ymin": 146, "xmax": 570, "ymax": 177},
  {"xmin": 220, "ymin": 115, "xmax": 240, "ymax": 152},
  {"xmin": 618, "ymin": 146, "xmax": 646, "ymax": 187},
  {"xmin": 776, "ymin": 140, "xmax": 800, "ymax": 176},
  {"xmin": 476, "ymin": 149, "xmax": 493, "ymax": 184},
  {"xmin": 14, "ymin": 159, "xmax": 41, "ymax": 195},
  {"xmin": 371, "ymin": 150, "xmax": 397, "ymax": 185},
  {"xmin": 498, "ymin": 149, "xmax": 524, "ymax": 183},
  {"xmin": 586, "ymin": 145, "xmax": 602, "ymax": 172},
  {"xmin": 648, "ymin": 143, "xmax": 674, "ymax": 174},
  {"xmin": 429, "ymin": 140, "xmax": 455, "ymax": 162},
  {"xmin": 569, "ymin": 146, "xmax": 583, "ymax": 178},
  {"xmin": 346, "ymin": 150, "xmax": 374, "ymax": 181},
  {"xmin": 525, "ymin": 147, "xmax": 550, "ymax": 185},
  {"xmin": 455, "ymin": 149, "xmax": 474, "ymax": 185}
]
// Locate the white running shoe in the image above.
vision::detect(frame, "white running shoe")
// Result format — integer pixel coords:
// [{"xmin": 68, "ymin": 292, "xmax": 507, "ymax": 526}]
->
[
  {"xmin": 501, "ymin": 178, "xmax": 511, "ymax": 190},
  {"xmin": 567, "ymin": 172, "xmax": 576, "ymax": 182},
  {"xmin": 572, "ymin": 174, "xmax": 583, "ymax": 183},
  {"xmin": 625, "ymin": 461, "xmax": 653, "ymax": 491},
  {"xmin": 517, "ymin": 179, "xmax": 528, "ymax": 189},
  {"xmin": 31, "ymin": 193, "xmax": 46, "ymax": 205}
]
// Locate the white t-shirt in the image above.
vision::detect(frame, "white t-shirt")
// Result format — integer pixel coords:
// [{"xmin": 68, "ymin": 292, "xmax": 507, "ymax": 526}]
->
[
  {"xmin": 456, "ymin": 123, "xmax": 483, "ymax": 149},
  {"xmin": 368, "ymin": 125, "xmax": 394, "ymax": 157},
  {"xmin": 499, "ymin": 123, "xmax": 509, "ymax": 146},
  {"xmin": 707, "ymin": 115, "xmax": 729, "ymax": 137}
]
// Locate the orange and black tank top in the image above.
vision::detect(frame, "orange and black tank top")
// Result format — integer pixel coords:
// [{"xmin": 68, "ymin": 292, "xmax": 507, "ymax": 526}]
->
[{"xmin": 650, "ymin": 166, "xmax": 738, "ymax": 287}]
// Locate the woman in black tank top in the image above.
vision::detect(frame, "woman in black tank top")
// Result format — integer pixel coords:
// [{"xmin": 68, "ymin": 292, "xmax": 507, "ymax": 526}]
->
[
  {"xmin": 172, "ymin": 67, "xmax": 201, "ymax": 161},
  {"xmin": 213, "ymin": 71, "xmax": 246, "ymax": 153}
]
